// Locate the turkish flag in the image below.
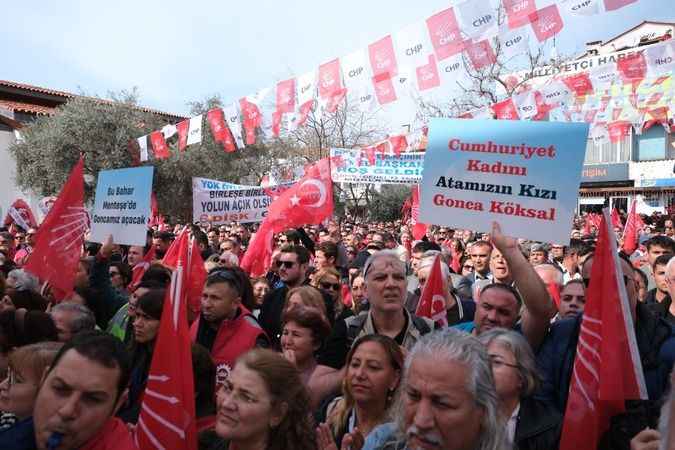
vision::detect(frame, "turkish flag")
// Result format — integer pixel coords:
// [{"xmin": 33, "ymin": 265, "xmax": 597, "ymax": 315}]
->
[
  {"xmin": 149, "ymin": 192, "xmax": 164, "ymax": 228},
  {"xmin": 415, "ymin": 254, "xmax": 448, "ymax": 327},
  {"xmin": 176, "ymin": 119, "xmax": 189, "ymax": 152},
  {"xmin": 372, "ymin": 74, "xmax": 397, "ymax": 105},
  {"xmin": 492, "ymin": 98, "xmax": 519, "ymax": 120},
  {"xmin": 25, "ymin": 157, "xmax": 85, "ymax": 300},
  {"xmin": 162, "ymin": 228, "xmax": 207, "ymax": 316},
  {"xmin": 603, "ymin": 0, "xmax": 638, "ymax": 11},
  {"xmin": 563, "ymin": 73, "xmax": 594, "ymax": 96},
  {"xmin": 4, "ymin": 199, "xmax": 38, "ymax": 230},
  {"xmin": 240, "ymin": 219, "xmax": 275, "ymax": 277},
  {"xmin": 206, "ymin": 108, "xmax": 236, "ymax": 153},
  {"xmin": 150, "ymin": 131, "xmax": 170, "ymax": 159},
  {"xmin": 266, "ymin": 158, "xmax": 334, "ymax": 232},
  {"xmin": 426, "ymin": 8, "xmax": 464, "ymax": 60},
  {"xmin": 528, "ymin": 4, "xmax": 563, "ymax": 42},
  {"xmin": 276, "ymin": 78, "xmax": 296, "ymax": 114},
  {"xmin": 503, "ymin": 0, "xmax": 537, "ymax": 29},
  {"xmin": 621, "ymin": 199, "xmax": 640, "ymax": 255},
  {"xmin": 136, "ymin": 232, "xmax": 198, "ymax": 450},
  {"xmin": 465, "ymin": 40, "xmax": 496, "ymax": 70},
  {"xmin": 368, "ymin": 35, "xmax": 398, "ymax": 78},
  {"xmin": 239, "ymin": 98, "xmax": 262, "ymax": 145},
  {"xmin": 560, "ymin": 208, "xmax": 647, "ymax": 450},
  {"xmin": 416, "ymin": 54, "xmax": 441, "ymax": 92}
]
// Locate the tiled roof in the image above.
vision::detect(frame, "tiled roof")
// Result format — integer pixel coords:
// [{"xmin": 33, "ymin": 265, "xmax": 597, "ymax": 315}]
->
[
  {"xmin": 0, "ymin": 99, "xmax": 56, "ymax": 116},
  {"xmin": 0, "ymin": 80, "xmax": 186, "ymax": 120}
]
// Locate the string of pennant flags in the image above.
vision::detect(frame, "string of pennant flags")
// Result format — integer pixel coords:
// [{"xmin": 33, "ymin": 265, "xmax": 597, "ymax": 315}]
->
[{"xmin": 131, "ymin": 0, "xmax": 674, "ymax": 164}]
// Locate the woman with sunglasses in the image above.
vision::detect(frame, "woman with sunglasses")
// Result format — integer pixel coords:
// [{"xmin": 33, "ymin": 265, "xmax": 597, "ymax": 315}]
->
[
  {"xmin": 311, "ymin": 268, "xmax": 347, "ymax": 321},
  {"xmin": 460, "ymin": 255, "xmax": 475, "ymax": 278},
  {"xmin": 478, "ymin": 328, "xmax": 561, "ymax": 450}
]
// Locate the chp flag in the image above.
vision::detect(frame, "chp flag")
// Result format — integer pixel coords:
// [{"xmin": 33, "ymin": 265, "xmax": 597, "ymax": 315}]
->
[{"xmin": 559, "ymin": 208, "xmax": 647, "ymax": 450}]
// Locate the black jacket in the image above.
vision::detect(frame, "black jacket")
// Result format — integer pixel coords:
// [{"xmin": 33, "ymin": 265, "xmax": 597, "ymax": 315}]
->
[{"xmin": 514, "ymin": 396, "xmax": 562, "ymax": 450}]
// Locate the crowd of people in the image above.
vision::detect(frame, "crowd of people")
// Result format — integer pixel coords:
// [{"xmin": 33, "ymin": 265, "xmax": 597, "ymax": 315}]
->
[{"xmin": 0, "ymin": 210, "xmax": 674, "ymax": 449}]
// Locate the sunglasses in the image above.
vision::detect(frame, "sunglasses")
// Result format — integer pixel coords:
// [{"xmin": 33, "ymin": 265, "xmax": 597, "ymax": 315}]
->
[
  {"xmin": 320, "ymin": 281, "xmax": 341, "ymax": 291},
  {"xmin": 276, "ymin": 260, "xmax": 296, "ymax": 269}
]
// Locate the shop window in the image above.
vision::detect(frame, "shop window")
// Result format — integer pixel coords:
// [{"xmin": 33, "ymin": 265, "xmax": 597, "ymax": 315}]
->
[
  {"xmin": 642, "ymin": 192, "xmax": 660, "ymax": 207},
  {"xmin": 637, "ymin": 126, "xmax": 666, "ymax": 161},
  {"xmin": 584, "ymin": 133, "xmax": 631, "ymax": 164}
]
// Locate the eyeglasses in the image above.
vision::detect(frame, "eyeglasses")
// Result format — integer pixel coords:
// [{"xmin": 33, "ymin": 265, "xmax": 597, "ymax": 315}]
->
[
  {"xmin": 208, "ymin": 269, "xmax": 243, "ymax": 293},
  {"xmin": 320, "ymin": 281, "xmax": 341, "ymax": 291},
  {"xmin": 276, "ymin": 260, "xmax": 296, "ymax": 269}
]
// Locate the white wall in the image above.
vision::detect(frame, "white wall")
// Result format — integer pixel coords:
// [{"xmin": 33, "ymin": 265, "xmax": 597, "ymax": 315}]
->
[{"xmin": 0, "ymin": 126, "xmax": 42, "ymax": 221}]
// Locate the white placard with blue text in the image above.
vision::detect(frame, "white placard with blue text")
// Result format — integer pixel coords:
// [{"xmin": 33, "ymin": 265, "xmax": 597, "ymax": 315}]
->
[
  {"xmin": 90, "ymin": 166, "xmax": 154, "ymax": 246},
  {"xmin": 419, "ymin": 119, "xmax": 589, "ymax": 244}
]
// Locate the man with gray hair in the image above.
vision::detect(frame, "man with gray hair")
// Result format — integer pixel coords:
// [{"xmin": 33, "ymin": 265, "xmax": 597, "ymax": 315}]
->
[
  {"xmin": 363, "ymin": 329, "xmax": 504, "ymax": 450},
  {"xmin": 6, "ymin": 269, "xmax": 40, "ymax": 295},
  {"xmin": 50, "ymin": 302, "xmax": 96, "ymax": 342},
  {"xmin": 309, "ymin": 249, "xmax": 434, "ymax": 407}
]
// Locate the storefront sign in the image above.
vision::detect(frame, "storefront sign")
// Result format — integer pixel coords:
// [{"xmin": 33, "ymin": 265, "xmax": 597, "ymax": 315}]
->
[{"xmin": 581, "ymin": 163, "xmax": 629, "ymax": 182}]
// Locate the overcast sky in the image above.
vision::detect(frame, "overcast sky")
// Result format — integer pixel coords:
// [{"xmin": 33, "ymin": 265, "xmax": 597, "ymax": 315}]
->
[{"xmin": 2, "ymin": 0, "xmax": 672, "ymax": 116}]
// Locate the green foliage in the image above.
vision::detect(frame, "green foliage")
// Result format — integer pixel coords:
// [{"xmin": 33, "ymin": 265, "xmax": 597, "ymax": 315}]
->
[
  {"xmin": 366, "ymin": 185, "xmax": 410, "ymax": 222},
  {"xmin": 9, "ymin": 92, "xmax": 285, "ymax": 222}
]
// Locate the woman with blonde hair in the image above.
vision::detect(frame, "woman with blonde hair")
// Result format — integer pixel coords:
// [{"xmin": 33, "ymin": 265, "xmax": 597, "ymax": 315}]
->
[
  {"xmin": 317, "ymin": 334, "xmax": 403, "ymax": 450},
  {"xmin": 0, "ymin": 341, "xmax": 62, "ymax": 435},
  {"xmin": 284, "ymin": 286, "xmax": 328, "ymax": 319}
]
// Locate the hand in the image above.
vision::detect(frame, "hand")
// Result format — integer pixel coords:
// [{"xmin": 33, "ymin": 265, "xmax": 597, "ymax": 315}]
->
[
  {"xmin": 489, "ymin": 221, "xmax": 519, "ymax": 254},
  {"xmin": 630, "ymin": 428, "xmax": 660, "ymax": 450},
  {"xmin": 316, "ymin": 423, "xmax": 339, "ymax": 450},
  {"xmin": 99, "ymin": 234, "xmax": 114, "ymax": 259},
  {"xmin": 342, "ymin": 428, "xmax": 365, "ymax": 450},
  {"xmin": 283, "ymin": 349, "xmax": 297, "ymax": 367}
]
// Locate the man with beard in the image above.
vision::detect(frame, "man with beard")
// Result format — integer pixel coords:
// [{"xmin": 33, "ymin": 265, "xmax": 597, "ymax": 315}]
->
[{"xmin": 151, "ymin": 231, "xmax": 173, "ymax": 259}]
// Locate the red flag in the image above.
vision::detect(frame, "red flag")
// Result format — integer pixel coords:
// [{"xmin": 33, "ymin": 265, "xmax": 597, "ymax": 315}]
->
[
  {"xmin": 642, "ymin": 107, "xmax": 670, "ymax": 133},
  {"xmin": 149, "ymin": 131, "xmax": 170, "ymax": 159},
  {"xmin": 607, "ymin": 121, "xmax": 632, "ymax": 143},
  {"xmin": 25, "ymin": 157, "xmax": 86, "ymax": 300},
  {"xmin": 372, "ymin": 74, "xmax": 397, "ymax": 105},
  {"xmin": 297, "ymin": 100, "xmax": 314, "ymax": 127},
  {"xmin": 318, "ymin": 59, "xmax": 347, "ymax": 113},
  {"xmin": 450, "ymin": 251, "xmax": 461, "ymax": 274},
  {"xmin": 560, "ymin": 209, "xmax": 647, "ymax": 450},
  {"xmin": 162, "ymin": 229, "xmax": 207, "ymax": 316},
  {"xmin": 266, "ymin": 158, "xmax": 334, "ymax": 232},
  {"xmin": 503, "ymin": 0, "xmax": 537, "ymax": 29},
  {"xmin": 415, "ymin": 255, "xmax": 448, "ymax": 327},
  {"xmin": 528, "ymin": 4, "xmax": 563, "ymax": 42},
  {"xmin": 206, "ymin": 108, "xmax": 236, "ymax": 152},
  {"xmin": 426, "ymin": 8, "xmax": 464, "ymax": 60},
  {"xmin": 465, "ymin": 40, "xmax": 496, "ymax": 70},
  {"xmin": 416, "ymin": 54, "xmax": 441, "ymax": 91},
  {"xmin": 368, "ymin": 35, "xmax": 398, "ymax": 78},
  {"xmin": 176, "ymin": 120, "xmax": 189, "ymax": 151},
  {"xmin": 136, "ymin": 235, "xmax": 197, "ymax": 450},
  {"xmin": 492, "ymin": 98, "xmax": 519, "ymax": 120},
  {"xmin": 389, "ymin": 135, "xmax": 408, "ymax": 157},
  {"xmin": 410, "ymin": 185, "xmax": 428, "ymax": 240},
  {"xmin": 611, "ymin": 207, "xmax": 622, "ymax": 229},
  {"xmin": 603, "ymin": 0, "xmax": 638, "ymax": 11},
  {"xmin": 239, "ymin": 98, "xmax": 262, "ymax": 145},
  {"xmin": 128, "ymin": 246, "xmax": 156, "ymax": 292},
  {"xmin": 617, "ymin": 52, "xmax": 647, "ymax": 85},
  {"xmin": 621, "ymin": 199, "xmax": 639, "ymax": 255},
  {"xmin": 563, "ymin": 73, "xmax": 594, "ymax": 97},
  {"xmin": 276, "ymin": 78, "xmax": 296, "ymax": 113},
  {"xmin": 583, "ymin": 218, "xmax": 592, "ymax": 236},
  {"xmin": 271, "ymin": 111, "xmax": 282, "ymax": 137},
  {"xmin": 240, "ymin": 219, "xmax": 275, "ymax": 277},
  {"xmin": 149, "ymin": 193, "xmax": 164, "ymax": 228},
  {"xmin": 4, "ymin": 199, "xmax": 38, "ymax": 230}
]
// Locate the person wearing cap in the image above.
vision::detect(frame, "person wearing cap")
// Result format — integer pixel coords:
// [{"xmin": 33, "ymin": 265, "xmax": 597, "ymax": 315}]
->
[{"xmin": 190, "ymin": 268, "xmax": 269, "ymax": 385}]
